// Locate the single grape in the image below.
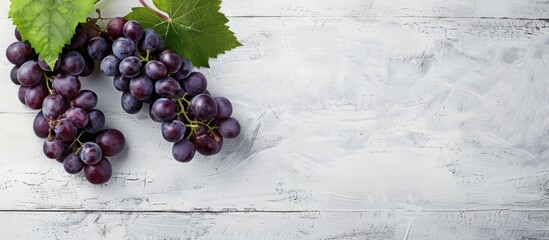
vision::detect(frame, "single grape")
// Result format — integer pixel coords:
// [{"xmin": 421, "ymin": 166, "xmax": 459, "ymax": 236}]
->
[
  {"xmin": 107, "ymin": 17, "xmax": 127, "ymax": 39},
  {"xmin": 154, "ymin": 77, "xmax": 180, "ymax": 98},
  {"xmin": 67, "ymin": 30, "xmax": 88, "ymax": 51},
  {"xmin": 17, "ymin": 60, "xmax": 44, "ymax": 87},
  {"xmin": 113, "ymin": 75, "xmax": 131, "ymax": 92},
  {"xmin": 151, "ymin": 98, "xmax": 177, "ymax": 121},
  {"xmin": 54, "ymin": 119, "xmax": 77, "ymax": 142},
  {"xmin": 87, "ymin": 37, "xmax": 110, "ymax": 61},
  {"xmin": 33, "ymin": 111, "xmax": 50, "ymax": 138},
  {"xmin": 159, "ymin": 50, "xmax": 182, "ymax": 74},
  {"xmin": 84, "ymin": 109, "xmax": 105, "ymax": 134},
  {"xmin": 17, "ymin": 86, "xmax": 28, "ymax": 104},
  {"xmin": 42, "ymin": 94, "xmax": 68, "ymax": 119},
  {"xmin": 61, "ymin": 51, "xmax": 85, "ymax": 76},
  {"xmin": 52, "ymin": 75, "xmax": 81, "ymax": 99},
  {"xmin": 172, "ymin": 139, "xmax": 195, "ymax": 162},
  {"xmin": 214, "ymin": 97, "xmax": 233, "ymax": 120},
  {"xmin": 6, "ymin": 41, "xmax": 34, "ymax": 66},
  {"xmin": 24, "ymin": 84, "xmax": 47, "ymax": 109},
  {"xmin": 63, "ymin": 153, "xmax": 84, "ymax": 174},
  {"xmin": 80, "ymin": 56, "xmax": 96, "ymax": 77},
  {"xmin": 14, "ymin": 29, "xmax": 21, "ymax": 41},
  {"xmin": 145, "ymin": 60, "xmax": 167, "ymax": 79},
  {"xmin": 112, "ymin": 38, "xmax": 136, "ymax": 59},
  {"xmin": 70, "ymin": 90, "xmax": 98, "ymax": 112},
  {"xmin": 123, "ymin": 20, "xmax": 144, "ymax": 41},
  {"xmin": 119, "ymin": 56, "xmax": 142, "ymax": 78},
  {"xmin": 182, "ymin": 72, "xmax": 207, "ymax": 97},
  {"xmin": 190, "ymin": 94, "xmax": 218, "ymax": 120},
  {"xmin": 38, "ymin": 55, "xmax": 61, "ymax": 72},
  {"xmin": 65, "ymin": 107, "xmax": 89, "ymax": 128},
  {"xmin": 96, "ymin": 129, "xmax": 126, "ymax": 156},
  {"xmin": 148, "ymin": 104, "xmax": 162, "ymax": 122},
  {"xmin": 192, "ymin": 134, "xmax": 219, "ymax": 156},
  {"xmin": 43, "ymin": 139, "xmax": 66, "ymax": 159},
  {"xmin": 121, "ymin": 92, "xmax": 143, "ymax": 114},
  {"xmin": 161, "ymin": 120, "xmax": 186, "ymax": 142},
  {"xmin": 138, "ymin": 29, "xmax": 161, "ymax": 52},
  {"xmin": 219, "ymin": 118, "xmax": 241, "ymax": 139},
  {"xmin": 100, "ymin": 54, "xmax": 121, "ymax": 76},
  {"xmin": 10, "ymin": 66, "xmax": 20, "ymax": 85},
  {"xmin": 84, "ymin": 157, "xmax": 112, "ymax": 184},
  {"xmin": 80, "ymin": 142, "xmax": 103, "ymax": 165},
  {"xmin": 172, "ymin": 56, "xmax": 193, "ymax": 80},
  {"xmin": 129, "ymin": 75, "xmax": 153, "ymax": 101}
]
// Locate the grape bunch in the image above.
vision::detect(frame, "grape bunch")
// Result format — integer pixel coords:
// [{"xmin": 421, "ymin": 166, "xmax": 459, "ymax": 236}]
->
[
  {"xmin": 100, "ymin": 18, "xmax": 241, "ymax": 162},
  {"xmin": 5, "ymin": 21, "xmax": 126, "ymax": 185}
]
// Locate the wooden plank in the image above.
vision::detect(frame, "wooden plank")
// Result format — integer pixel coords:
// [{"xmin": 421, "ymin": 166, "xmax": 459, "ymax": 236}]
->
[
  {"xmin": 3, "ymin": 0, "xmax": 549, "ymax": 18},
  {"xmin": 0, "ymin": 210, "xmax": 547, "ymax": 239},
  {"xmin": 2, "ymin": 17, "xmax": 549, "ymax": 210}
]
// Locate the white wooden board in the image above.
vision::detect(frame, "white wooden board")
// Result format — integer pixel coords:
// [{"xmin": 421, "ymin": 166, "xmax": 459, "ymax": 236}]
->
[{"xmin": 1, "ymin": 0, "xmax": 549, "ymax": 239}]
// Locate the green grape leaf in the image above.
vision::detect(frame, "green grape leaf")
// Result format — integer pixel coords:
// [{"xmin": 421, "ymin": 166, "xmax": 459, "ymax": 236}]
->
[
  {"xmin": 126, "ymin": 0, "xmax": 241, "ymax": 68},
  {"xmin": 9, "ymin": 0, "xmax": 95, "ymax": 68}
]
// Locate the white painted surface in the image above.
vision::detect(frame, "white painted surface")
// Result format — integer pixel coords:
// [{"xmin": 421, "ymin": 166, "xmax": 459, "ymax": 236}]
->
[{"xmin": 1, "ymin": 0, "xmax": 549, "ymax": 239}]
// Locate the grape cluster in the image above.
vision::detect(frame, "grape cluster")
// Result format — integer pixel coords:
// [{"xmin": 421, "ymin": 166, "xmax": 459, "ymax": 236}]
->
[
  {"xmin": 100, "ymin": 18, "xmax": 241, "ymax": 162},
  {"xmin": 5, "ymin": 21, "xmax": 126, "ymax": 184}
]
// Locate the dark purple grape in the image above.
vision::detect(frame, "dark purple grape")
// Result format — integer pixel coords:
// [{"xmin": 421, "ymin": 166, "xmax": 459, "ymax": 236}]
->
[
  {"xmin": 63, "ymin": 153, "xmax": 84, "ymax": 174},
  {"xmin": 17, "ymin": 86, "xmax": 28, "ymax": 104},
  {"xmin": 214, "ymin": 97, "xmax": 233, "ymax": 120},
  {"xmin": 145, "ymin": 60, "xmax": 167, "ymax": 79},
  {"xmin": 6, "ymin": 41, "xmax": 34, "ymax": 66},
  {"xmin": 119, "ymin": 56, "xmax": 142, "ymax": 78},
  {"xmin": 96, "ymin": 129, "xmax": 125, "ymax": 156},
  {"xmin": 159, "ymin": 50, "xmax": 182, "ymax": 74},
  {"xmin": 121, "ymin": 92, "xmax": 143, "ymax": 114},
  {"xmin": 61, "ymin": 51, "xmax": 85, "ymax": 76},
  {"xmin": 65, "ymin": 107, "xmax": 89, "ymax": 128},
  {"xmin": 53, "ymin": 75, "xmax": 81, "ymax": 98},
  {"xmin": 219, "ymin": 118, "xmax": 241, "ymax": 139},
  {"xmin": 173, "ymin": 56, "xmax": 193, "ymax": 80},
  {"xmin": 17, "ymin": 60, "xmax": 44, "ymax": 87},
  {"xmin": 84, "ymin": 109, "xmax": 105, "ymax": 134},
  {"xmin": 100, "ymin": 54, "xmax": 121, "ymax": 76},
  {"xmin": 190, "ymin": 94, "xmax": 218, "ymax": 120},
  {"xmin": 182, "ymin": 72, "xmax": 207, "ymax": 97},
  {"xmin": 87, "ymin": 37, "xmax": 110, "ymax": 60},
  {"xmin": 24, "ymin": 84, "xmax": 47, "ymax": 109},
  {"xmin": 112, "ymin": 38, "xmax": 136, "ymax": 59},
  {"xmin": 107, "ymin": 17, "xmax": 127, "ymax": 39},
  {"xmin": 129, "ymin": 75, "xmax": 153, "ymax": 101},
  {"xmin": 148, "ymin": 104, "xmax": 162, "ymax": 122},
  {"xmin": 10, "ymin": 66, "xmax": 20, "ymax": 85},
  {"xmin": 70, "ymin": 90, "xmax": 98, "ymax": 111},
  {"xmin": 33, "ymin": 111, "xmax": 50, "ymax": 138},
  {"xmin": 43, "ymin": 139, "xmax": 66, "ymax": 159},
  {"xmin": 54, "ymin": 119, "xmax": 77, "ymax": 142},
  {"xmin": 212, "ymin": 130, "xmax": 224, "ymax": 154},
  {"xmin": 80, "ymin": 56, "xmax": 95, "ymax": 77},
  {"xmin": 78, "ymin": 22, "xmax": 100, "ymax": 40},
  {"xmin": 84, "ymin": 157, "xmax": 112, "ymax": 184},
  {"xmin": 155, "ymin": 37, "xmax": 164, "ymax": 54},
  {"xmin": 67, "ymin": 30, "xmax": 88, "ymax": 51},
  {"xmin": 172, "ymin": 139, "xmax": 195, "ymax": 162},
  {"xmin": 14, "ymin": 29, "xmax": 21, "ymax": 41},
  {"xmin": 123, "ymin": 20, "xmax": 143, "ymax": 42},
  {"xmin": 113, "ymin": 75, "xmax": 131, "ymax": 92},
  {"xmin": 154, "ymin": 77, "xmax": 180, "ymax": 98},
  {"xmin": 193, "ymin": 134, "xmax": 219, "ymax": 156},
  {"xmin": 42, "ymin": 94, "xmax": 67, "ymax": 119},
  {"xmin": 138, "ymin": 29, "xmax": 161, "ymax": 52},
  {"xmin": 151, "ymin": 98, "xmax": 177, "ymax": 121},
  {"xmin": 80, "ymin": 142, "xmax": 103, "ymax": 165},
  {"xmin": 161, "ymin": 120, "xmax": 186, "ymax": 142}
]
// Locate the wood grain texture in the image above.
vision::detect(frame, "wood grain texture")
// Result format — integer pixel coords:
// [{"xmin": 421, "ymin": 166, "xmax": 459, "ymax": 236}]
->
[{"xmin": 1, "ymin": 0, "xmax": 549, "ymax": 239}]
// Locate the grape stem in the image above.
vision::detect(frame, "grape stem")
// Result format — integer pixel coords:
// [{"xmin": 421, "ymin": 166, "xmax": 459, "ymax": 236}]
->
[
  {"xmin": 138, "ymin": 0, "xmax": 170, "ymax": 21},
  {"xmin": 68, "ymin": 131, "xmax": 86, "ymax": 154},
  {"xmin": 175, "ymin": 96, "xmax": 218, "ymax": 139},
  {"xmin": 45, "ymin": 74, "xmax": 54, "ymax": 94}
]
